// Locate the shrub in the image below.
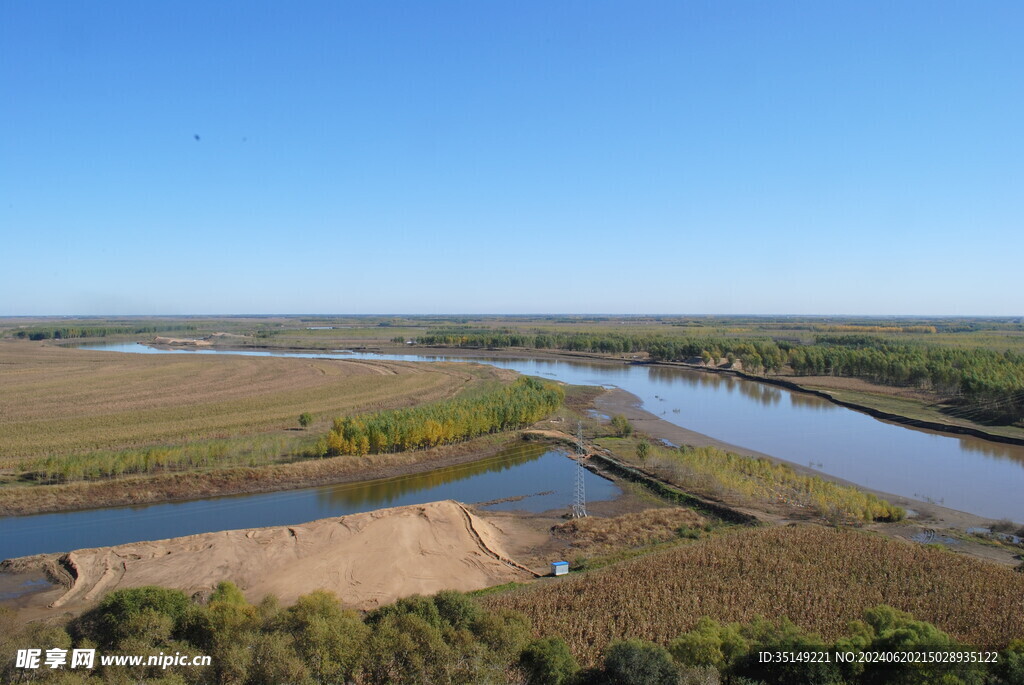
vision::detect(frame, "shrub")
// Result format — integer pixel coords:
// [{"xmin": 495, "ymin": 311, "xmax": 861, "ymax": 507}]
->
[
  {"xmin": 298, "ymin": 412, "xmax": 314, "ymax": 428},
  {"xmin": 603, "ymin": 640, "xmax": 679, "ymax": 685},
  {"xmin": 520, "ymin": 637, "xmax": 579, "ymax": 685},
  {"xmin": 87, "ymin": 586, "xmax": 191, "ymax": 648},
  {"xmin": 636, "ymin": 440, "xmax": 651, "ymax": 460},
  {"xmin": 610, "ymin": 415, "xmax": 633, "ymax": 437}
]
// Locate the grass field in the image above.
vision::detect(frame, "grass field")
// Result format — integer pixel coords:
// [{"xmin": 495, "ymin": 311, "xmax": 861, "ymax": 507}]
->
[
  {"xmin": 484, "ymin": 525, "xmax": 1024, "ymax": 664},
  {"xmin": 595, "ymin": 437, "xmax": 905, "ymax": 523},
  {"xmin": 0, "ymin": 341, "xmax": 507, "ymax": 467}
]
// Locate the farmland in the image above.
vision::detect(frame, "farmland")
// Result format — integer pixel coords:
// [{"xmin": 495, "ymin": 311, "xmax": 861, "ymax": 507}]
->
[
  {"xmin": 9, "ymin": 313, "xmax": 1021, "ymax": 439},
  {"xmin": 483, "ymin": 525, "xmax": 1024, "ymax": 665},
  {"xmin": 0, "ymin": 341, "xmax": 509, "ymax": 476}
]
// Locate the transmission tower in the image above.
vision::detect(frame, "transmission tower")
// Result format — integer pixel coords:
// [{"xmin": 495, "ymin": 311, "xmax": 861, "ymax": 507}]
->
[{"xmin": 572, "ymin": 421, "xmax": 588, "ymax": 518}]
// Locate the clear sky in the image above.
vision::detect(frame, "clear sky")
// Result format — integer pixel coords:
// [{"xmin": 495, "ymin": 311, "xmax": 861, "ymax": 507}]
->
[{"xmin": 1, "ymin": 2, "xmax": 1021, "ymax": 316}]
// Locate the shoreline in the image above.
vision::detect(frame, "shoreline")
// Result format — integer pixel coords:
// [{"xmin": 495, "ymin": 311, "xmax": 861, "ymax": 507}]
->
[
  {"xmin": 0, "ymin": 433, "xmax": 522, "ymax": 518},
  {"xmin": 14, "ymin": 340, "xmax": 1021, "ymax": 529},
  {"xmin": 361, "ymin": 343, "xmax": 1024, "ymax": 448},
  {"xmin": 97, "ymin": 338, "xmax": 1024, "ymax": 447},
  {"xmin": 594, "ymin": 386, "xmax": 1014, "ymax": 535}
]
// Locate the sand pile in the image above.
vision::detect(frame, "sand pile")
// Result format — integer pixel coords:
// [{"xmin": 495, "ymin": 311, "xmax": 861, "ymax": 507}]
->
[{"xmin": 9, "ymin": 500, "xmax": 532, "ymax": 612}]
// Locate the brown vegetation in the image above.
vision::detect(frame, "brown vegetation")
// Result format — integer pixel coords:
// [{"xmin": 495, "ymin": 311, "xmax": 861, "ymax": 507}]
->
[
  {"xmin": 552, "ymin": 507, "xmax": 707, "ymax": 560},
  {"xmin": 484, "ymin": 525, "xmax": 1024, "ymax": 664}
]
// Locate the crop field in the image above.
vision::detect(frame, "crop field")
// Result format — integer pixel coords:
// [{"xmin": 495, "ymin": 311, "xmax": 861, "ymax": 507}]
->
[
  {"xmin": 484, "ymin": 525, "xmax": 1024, "ymax": 664},
  {"xmin": 0, "ymin": 342, "xmax": 505, "ymax": 466}
]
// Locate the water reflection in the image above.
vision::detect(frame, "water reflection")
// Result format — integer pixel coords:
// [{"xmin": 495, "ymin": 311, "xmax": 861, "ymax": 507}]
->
[
  {"xmin": 316, "ymin": 444, "xmax": 545, "ymax": 509},
  {"xmin": 788, "ymin": 391, "xmax": 836, "ymax": 411},
  {"xmin": 76, "ymin": 343, "xmax": 1024, "ymax": 522},
  {"xmin": 0, "ymin": 445, "xmax": 620, "ymax": 560},
  {"xmin": 955, "ymin": 435, "xmax": 1024, "ymax": 463}
]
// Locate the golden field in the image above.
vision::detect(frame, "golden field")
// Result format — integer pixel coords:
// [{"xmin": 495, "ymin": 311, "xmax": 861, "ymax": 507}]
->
[
  {"xmin": 485, "ymin": 525, "xmax": 1024, "ymax": 664},
  {"xmin": 0, "ymin": 342, "xmax": 506, "ymax": 465}
]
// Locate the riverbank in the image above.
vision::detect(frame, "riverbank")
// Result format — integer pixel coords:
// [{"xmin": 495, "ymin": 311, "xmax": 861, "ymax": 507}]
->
[
  {"xmin": 0, "ymin": 432, "xmax": 519, "ymax": 517},
  {"xmin": 595, "ymin": 387, "xmax": 1023, "ymax": 567},
  {"xmin": 359, "ymin": 343, "xmax": 1024, "ymax": 447}
]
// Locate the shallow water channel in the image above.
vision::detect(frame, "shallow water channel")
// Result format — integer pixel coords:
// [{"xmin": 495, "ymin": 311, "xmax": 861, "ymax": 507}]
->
[
  {"xmin": 0, "ymin": 444, "xmax": 619, "ymax": 561},
  {"xmin": 73, "ymin": 343, "xmax": 1024, "ymax": 523}
]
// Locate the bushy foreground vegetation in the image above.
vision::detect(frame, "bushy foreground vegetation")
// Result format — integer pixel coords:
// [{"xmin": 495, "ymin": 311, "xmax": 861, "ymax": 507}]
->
[
  {"xmin": 321, "ymin": 377, "xmax": 563, "ymax": 456},
  {"xmin": 606, "ymin": 439, "xmax": 905, "ymax": 523},
  {"xmin": 3, "ymin": 583, "xmax": 1021, "ymax": 684},
  {"xmin": 485, "ymin": 526, "xmax": 1024, "ymax": 664},
  {"xmin": 416, "ymin": 331, "xmax": 1024, "ymax": 424}
]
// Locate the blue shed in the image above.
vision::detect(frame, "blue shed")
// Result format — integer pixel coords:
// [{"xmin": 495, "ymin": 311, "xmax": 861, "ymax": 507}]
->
[{"xmin": 551, "ymin": 561, "xmax": 569, "ymax": 576}]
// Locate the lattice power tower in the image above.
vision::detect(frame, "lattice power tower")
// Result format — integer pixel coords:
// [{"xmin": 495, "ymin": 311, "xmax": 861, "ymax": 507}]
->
[{"xmin": 572, "ymin": 421, "xmax": 588, "ymax": 518}]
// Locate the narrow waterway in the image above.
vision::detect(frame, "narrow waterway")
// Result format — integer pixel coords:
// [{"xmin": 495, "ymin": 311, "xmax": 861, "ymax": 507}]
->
[{"xmin": 0, "ymin": 444, "xmax": 619, "ymax": 561}]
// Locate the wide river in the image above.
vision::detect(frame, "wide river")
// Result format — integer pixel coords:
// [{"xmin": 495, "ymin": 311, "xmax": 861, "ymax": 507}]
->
[
  {"xmin": 85, "ymin": 343, "xmax": 1024, "ymax": 522},
  {"xmin": 3, "ymin": 342, "xmax": 1023, "ymax": 563}
]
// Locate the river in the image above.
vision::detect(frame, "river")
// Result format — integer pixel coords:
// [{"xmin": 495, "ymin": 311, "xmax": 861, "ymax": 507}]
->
[
  {"xmin": 78, "ymin": 343, "xmax": 1024, "ymax": 522},
  {"xmin": 0, "ymin": 443, "xmax": 619, "ymax": 561}
]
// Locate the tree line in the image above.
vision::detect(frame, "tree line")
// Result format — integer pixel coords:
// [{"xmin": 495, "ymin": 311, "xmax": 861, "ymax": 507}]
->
[
  {"xmin": 414, "ymin": 331, "xmax": 1024, "ymax": 423},
  {"xmin": 3, "ymin": 584, "xmax": 1020, "ymax": 684},
  {"xmin": 11, "ymin": 324, "xmax": 197, "ymax": 341},
  {"xmin": 321, "ymin": 376, "xmax": 564, "ymax": 456}
]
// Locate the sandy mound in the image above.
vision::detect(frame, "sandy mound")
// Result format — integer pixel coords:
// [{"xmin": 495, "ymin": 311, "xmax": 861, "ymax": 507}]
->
[
  {"xmin": 10, "ymin": 500, "xmax": 532, "ymax": 612},
  {"xmin": 151, "ymin": 336, "xmax": 212, "ymax": 346}
]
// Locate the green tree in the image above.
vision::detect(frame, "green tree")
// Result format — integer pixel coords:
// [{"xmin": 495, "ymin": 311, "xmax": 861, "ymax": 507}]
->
[
  {"xmin": 602, "ymin": 640, "xmax": 679, "ymax": 685},
  {"xmin": 519, "ymin": 636, "xmax": 579, "ymax": 685},
  {"xmin": 299, "ymin": 412, "xmax": 314, "ymax": 428},
  {"xmin": 284, "ymin": 591, "xmax": 369, "ymax": 684},
  {"xmin": 669, "ymin": 616, "xmax": 750, "ymax": 671},
  {"xmin": 81, "ymin": 586, "xmax": 191, "ymax": 649}
]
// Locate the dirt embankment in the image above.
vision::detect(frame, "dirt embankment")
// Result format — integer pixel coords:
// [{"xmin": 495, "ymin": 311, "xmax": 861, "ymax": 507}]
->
[{"xmin": 3, "ymin": 500, "xmax": 534, "ymax": 616}]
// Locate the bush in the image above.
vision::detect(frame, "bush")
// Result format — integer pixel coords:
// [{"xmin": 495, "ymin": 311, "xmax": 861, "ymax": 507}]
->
[
  {"xmin": 636, "ymin": 440, "xmax": 651, "ymax": 460},
  {"xmin": 298, "ymin": 412, "xmax": 314, "ymax": 428},
  {"xmin": 520, "ymin": 637, "xmax": 579, "ymax": 685},
  {"xmin": 610, "ymin": 415, "xmax": 633, "ymax": 437},
  {"xmin": 991, "ymin": 518, "xmax": 1018, "ymax": 534},
  {"xmin": 602, "ymin": 639, "xmax": 679, "ymax": 685},
  {"xmin": 85, "ymin": 586, "xmax": 191, "ymax": 648}
]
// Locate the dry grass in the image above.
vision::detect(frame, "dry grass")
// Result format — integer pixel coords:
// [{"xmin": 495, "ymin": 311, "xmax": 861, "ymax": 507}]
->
[
  {"xmin": 484, "ymin": 525, "xmax": 1024, "ymax": 664},
  {"xmin": 553, "ymin": 507, "xmax": 707, "ymax": 560},
  {"xmin": 0, "ymin": 342, "xmax": 505, "ymax": 464}
]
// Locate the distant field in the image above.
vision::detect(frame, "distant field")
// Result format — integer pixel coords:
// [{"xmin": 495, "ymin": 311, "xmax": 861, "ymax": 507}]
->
[
  {"xmin": 484, "ymin": 525, "xmax": 1024, "ymax": 664},
  {"xmin": 0, "ymin": 342, "xmax": 503, "ymax": 464}
]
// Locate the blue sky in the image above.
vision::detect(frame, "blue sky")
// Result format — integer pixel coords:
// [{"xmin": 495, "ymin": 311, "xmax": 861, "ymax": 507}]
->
[{"xmin": 2, "ymin": 2, "xmax": 1021, "ymax": 315}]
